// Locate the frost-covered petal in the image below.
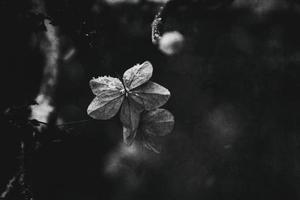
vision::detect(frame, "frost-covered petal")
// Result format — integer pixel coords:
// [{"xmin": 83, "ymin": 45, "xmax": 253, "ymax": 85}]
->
[
  {"xmin": 87, "ymin": 90, "xmax": 124, "ymax": 120},
  {"xmin": 130, "ymin": 81, "xmax": 170, "ymax": 110},
  {"xmin": 141, "ymin": 109, "xmax": 175, "ymax": 136},
  {"xmin": 90, "ymin": 76, "xmax": 124, "ymax": 96},
  {"xmin": 122, "ymin": 61, "xmax": 153, "ymax": 90}
]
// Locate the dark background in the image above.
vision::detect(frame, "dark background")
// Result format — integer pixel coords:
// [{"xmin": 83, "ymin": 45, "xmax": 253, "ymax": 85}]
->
[{"xmin": 1, "ymin": 0, "xmax": 300, "ymax": 199}]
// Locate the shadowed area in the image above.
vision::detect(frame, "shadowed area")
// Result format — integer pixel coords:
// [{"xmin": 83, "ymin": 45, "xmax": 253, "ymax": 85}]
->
[{"xmin": 1, "ymin": 0, "xmax": 300, "ymax": 200}]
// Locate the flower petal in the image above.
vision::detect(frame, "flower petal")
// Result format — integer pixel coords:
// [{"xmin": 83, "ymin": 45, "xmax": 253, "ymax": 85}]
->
[
  {"xmin": 130, "ymin": 81, "xmax": 170, "ymax": 110},
  {"xmin": 122, "ymin": 126, "xmax": 137, "ymax": 145},
  {"xmin": 87, "ymin": 90, "xmax": 124, "ymax": 120},
  {"xmin": 90, "ymin": 76, "xmax": 124, "ymax": 96},
  {"xmin": 141, "ymin": 109, "xmax": 175, "ymax": 136},
  {"xmin": 120, "ymin": 97, "xmax": 143, "ymax": 130},
  {"xmin": 122, "ymin": 61, "xmax": 153, "ymax": 90}
]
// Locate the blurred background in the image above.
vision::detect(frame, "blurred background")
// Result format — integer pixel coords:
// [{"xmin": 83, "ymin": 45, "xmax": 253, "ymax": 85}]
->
[{"xmin": 1, "ymin": 0, "xmax": 300, "ymax": 199}]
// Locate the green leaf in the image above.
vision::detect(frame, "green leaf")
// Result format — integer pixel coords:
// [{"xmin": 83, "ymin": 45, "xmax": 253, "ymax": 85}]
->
[
  {"xmin": 130, "ymin": 81, "xmax": 170, "ymax": 110},
  {"xmin": 141, "ymin": 109, "xmax": 175, "ymax": 136},
  {"xmin": 90, "ymin": 76, "xmax": 124, "ymax": 96},
  {"xmin": 87, "ymin": 90, "xmax": 124, "ymax": 120},
  {"xmin": 122, "ymin": 61, "xmax": 153, "ymax": 90},
  {"xmin": 122, "ymin": 126, "xmax": 137, "ymax": 145},
  {"xmin": 120, "ymin": 97, "xmax": 143, "ymax": 130}
]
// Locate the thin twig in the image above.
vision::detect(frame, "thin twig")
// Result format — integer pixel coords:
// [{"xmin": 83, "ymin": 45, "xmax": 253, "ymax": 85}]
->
[
  {"xmin": 0, "ymin": 174, "xmax": 18, "ymax": 199},
  {"xmin": 56, "ymin": 119, "xmax": 92, "ymax": 127},
  {"xmin": 30, "ymin": 119, "xmax": 92, "ymax": 127},
  {"xmin": 0, "ymin": 142, "xmax": 26, "ymax": 199}
]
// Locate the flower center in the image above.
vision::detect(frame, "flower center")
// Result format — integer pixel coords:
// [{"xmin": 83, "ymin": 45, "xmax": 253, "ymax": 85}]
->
[{"xmin": 121, "ymin": 81, "xmax": 130, "ymax": 95}]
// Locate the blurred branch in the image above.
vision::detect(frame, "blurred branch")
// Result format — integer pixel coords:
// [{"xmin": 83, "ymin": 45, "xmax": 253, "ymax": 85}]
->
[
  {"xmin": 1, "ymin": 0, "xmax": 62, "ymax": 199},
  {"xmin": 30, "ymin": 16, "xmax": 60, "ymax": 124}
]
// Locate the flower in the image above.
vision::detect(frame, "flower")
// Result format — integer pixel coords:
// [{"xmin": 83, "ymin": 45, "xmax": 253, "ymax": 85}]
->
[
  {"xmin": 123, "ymin": 108, "xmax": 175, "ymax": 152},
  {"xmin": 87, "ymin": 61, "xmax": 171, "ymax": 142}
]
